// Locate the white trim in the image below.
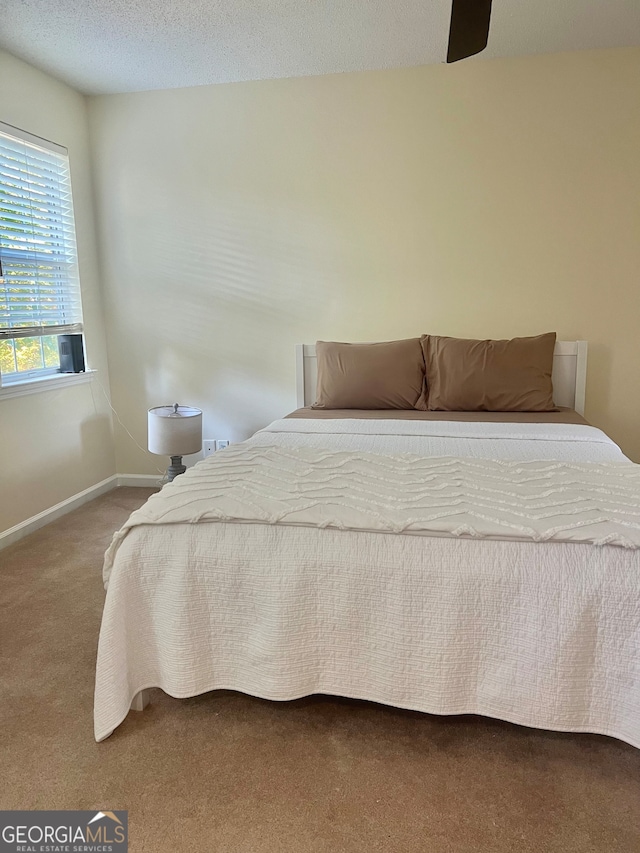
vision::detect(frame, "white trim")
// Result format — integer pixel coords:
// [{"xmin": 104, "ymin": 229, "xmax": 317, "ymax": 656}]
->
[
  {"xmin": 0, "ymin": 475, "xmax": 117, "ymax": 550},
  {"xmin": 0, "ymin": 472, "xmax": 161, "ymax": 550},
  {"xmin": 116, "ymin": 474, "xmax": 162, "ymax": 488},
  {"xmin": 296, "ymin": 341, "xmax": 588, "ymax": 416},
  {"xmin": 0, "ymin": 369, "xmax": 96, "ymax": 401}
]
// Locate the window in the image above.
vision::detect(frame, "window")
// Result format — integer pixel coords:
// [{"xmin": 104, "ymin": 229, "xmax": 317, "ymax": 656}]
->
[{"xmin": 0, "ymin": 122, "xmax": 83, "ymax": 386}]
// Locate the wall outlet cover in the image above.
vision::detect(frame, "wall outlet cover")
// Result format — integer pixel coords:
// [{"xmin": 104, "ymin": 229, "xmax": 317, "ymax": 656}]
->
[
  {"xmin": 203, "ymin": 439, "xmax": 216, "ymax": 457},
  {"xmin": 216, "ymin": 440, "xmax": 230, "ymax": 450}
]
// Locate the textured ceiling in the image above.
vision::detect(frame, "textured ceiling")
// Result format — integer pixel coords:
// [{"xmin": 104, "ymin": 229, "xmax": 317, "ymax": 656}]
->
[{"xmin": 1, "ymin": 0, "xmax": 639, "ymax": 95}]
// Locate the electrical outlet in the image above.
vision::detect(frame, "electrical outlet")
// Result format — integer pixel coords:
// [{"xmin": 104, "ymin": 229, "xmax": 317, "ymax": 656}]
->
[
  {"xmin": 203, "ymin": 439, "xmax": 216, "ymax": 457},
  {"xmin": 216, "ymin": 440, "xmax": 230, "ymax": 451}
]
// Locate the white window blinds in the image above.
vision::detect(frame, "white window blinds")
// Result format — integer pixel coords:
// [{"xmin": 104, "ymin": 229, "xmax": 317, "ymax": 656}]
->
[{"xmin": 0, "ymin": 123, "xmax": 83, "ymax": 341}]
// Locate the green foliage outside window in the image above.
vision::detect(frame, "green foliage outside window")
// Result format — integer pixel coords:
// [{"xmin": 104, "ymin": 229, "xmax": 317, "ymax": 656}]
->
[
  {"xmin": 0, "ymin": 335, "xmax": 59, "ymax": 375},
  {"xmin": 0, "ymin": 340, "xmax": 14, "ymax": 374}
]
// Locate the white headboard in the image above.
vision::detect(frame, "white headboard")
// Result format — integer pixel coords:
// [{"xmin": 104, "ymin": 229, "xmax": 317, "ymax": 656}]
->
[{"xmin": 296, "ymin": 340, "xmax": 588, "ymax": 415}]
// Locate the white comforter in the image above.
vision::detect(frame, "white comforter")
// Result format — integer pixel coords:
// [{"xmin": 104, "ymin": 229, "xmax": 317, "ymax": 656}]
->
[{"xmin": 95, "ymin": 420, "xmax": 640, "ymax": 746}]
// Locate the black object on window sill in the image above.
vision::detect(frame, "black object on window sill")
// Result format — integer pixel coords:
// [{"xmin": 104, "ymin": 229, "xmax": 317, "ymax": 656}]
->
[{"xmin": 58, "ymin": 334, "xmax": 86, "ymax": 373}]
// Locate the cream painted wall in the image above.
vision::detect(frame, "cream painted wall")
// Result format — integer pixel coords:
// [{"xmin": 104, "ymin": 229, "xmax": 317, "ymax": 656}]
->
[
  {"xmin": 89, "ymin": 47, "xmax": 640, "ymax": 473},
  {"xmin": 0, "ymin": 50, "xmax": 115, "ymax": 533}
]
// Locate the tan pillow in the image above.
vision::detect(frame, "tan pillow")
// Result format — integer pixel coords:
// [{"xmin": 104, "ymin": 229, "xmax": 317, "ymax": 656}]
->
[
  {"xmin": 312, "ymin": 339, "xmax": 428, "ymax": 410},
  {"xmin": 422, "ymin": 332, "xmax": 557, "ymax": 412}
]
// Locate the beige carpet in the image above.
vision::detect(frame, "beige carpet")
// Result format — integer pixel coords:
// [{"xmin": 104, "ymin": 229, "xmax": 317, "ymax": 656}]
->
[{"xmin": 1, "ymin": 487, "xmax": 639, "ymax": 853}]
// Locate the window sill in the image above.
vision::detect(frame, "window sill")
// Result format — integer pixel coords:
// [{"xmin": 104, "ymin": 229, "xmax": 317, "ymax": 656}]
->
[{"xmin": 0, "ymin": 369, "xmax": 96, "ymax": 400}]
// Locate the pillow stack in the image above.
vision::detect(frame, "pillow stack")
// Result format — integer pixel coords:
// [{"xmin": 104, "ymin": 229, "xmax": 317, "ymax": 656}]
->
[{"xmin": 312, "ymin": 332, "xmax": 557, "ymax": 413}]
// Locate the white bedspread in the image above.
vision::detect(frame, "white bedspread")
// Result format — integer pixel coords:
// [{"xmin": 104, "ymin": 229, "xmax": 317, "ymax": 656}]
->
[
  {"xmin": 95, "ymin": 419, "xmax": 640, "ymax": 746},
  {"xmin": 253, "ymin": 418, "xmax": 630, "ymax": 462}
]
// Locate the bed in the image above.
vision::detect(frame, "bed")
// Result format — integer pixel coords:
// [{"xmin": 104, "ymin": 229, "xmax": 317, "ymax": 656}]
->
[{"xmin": 95, "ymin": 341, "xmax": 640, "ymax": 746}]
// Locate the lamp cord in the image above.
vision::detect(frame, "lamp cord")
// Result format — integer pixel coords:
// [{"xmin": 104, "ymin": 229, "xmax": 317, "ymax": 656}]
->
[{"xmin": 91, "ymin": 375, "xmax": 167, "ymax": 482}]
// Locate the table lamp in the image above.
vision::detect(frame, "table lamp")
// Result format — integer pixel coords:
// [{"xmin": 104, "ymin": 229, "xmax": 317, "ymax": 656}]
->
[{"xmin": 148, "ymin": 403, "xmax": 203, "ymax": 481}]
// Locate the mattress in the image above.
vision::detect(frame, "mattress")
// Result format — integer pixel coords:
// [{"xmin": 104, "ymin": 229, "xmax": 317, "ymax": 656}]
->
[{"xmin": 95, "ymin": 417, "xmax": 640, "ymax": 746}]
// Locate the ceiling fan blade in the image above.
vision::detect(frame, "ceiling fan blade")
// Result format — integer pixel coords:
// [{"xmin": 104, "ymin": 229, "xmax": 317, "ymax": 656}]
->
[{"xmin": 447, "ymin": 0, "xmax": 493, "ymax": 63}]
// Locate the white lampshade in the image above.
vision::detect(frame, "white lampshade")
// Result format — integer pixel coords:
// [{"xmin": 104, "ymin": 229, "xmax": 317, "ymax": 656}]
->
[{"xmin": 148, "ymin": 404, "xmax": 203, "ymax": 456}]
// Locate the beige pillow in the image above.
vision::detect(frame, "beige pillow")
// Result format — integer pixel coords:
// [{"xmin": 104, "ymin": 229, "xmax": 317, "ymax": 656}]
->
[
  {"xmin": 422, "ymin": 332, "xmax": 557, "ymax": 412},
  {"xmin": 312, "ymin": 339, "xmax": 428, "ymax": 410}
]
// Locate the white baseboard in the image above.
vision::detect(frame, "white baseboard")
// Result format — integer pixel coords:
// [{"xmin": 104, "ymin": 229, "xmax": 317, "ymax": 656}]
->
[
  {"xmin": 0, "ymin": 473, "xmax": 160, "ymax": 551},
  {"xmin": 0, "ymin": 474, "xmax": 117, "ymax": 550},
  {"xmin": 116, "ymin": 473, "xmax": 162, "ymax": 487}
]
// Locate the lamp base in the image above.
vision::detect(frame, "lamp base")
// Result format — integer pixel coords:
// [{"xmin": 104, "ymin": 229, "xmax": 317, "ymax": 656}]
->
[{"xmin": 167, "ymin": 455, "xmax": 186, "ymax": 481}]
